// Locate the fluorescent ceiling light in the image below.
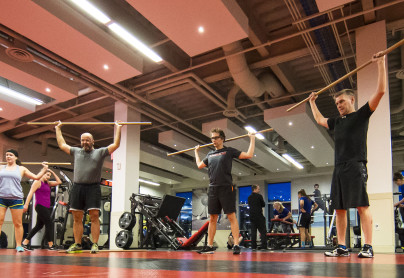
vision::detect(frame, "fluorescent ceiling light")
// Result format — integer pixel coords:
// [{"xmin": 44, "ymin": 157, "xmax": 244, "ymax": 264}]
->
[
  {"xmin": 0, "ymin": 85, "xmax": 44, "ymax": 105},
  {"xmin": 108, "ymin": 23, "xmax": 163, "ymax": 63},
  {"xmin": 69, "ymin": 0, "xmax": 111, "ymax": 24},
  {"xmin": 244, "ymin": 126, "xmax": 264, "ymax": 140},
  {"xmin": 282, "ymin": 154, "xmax": 304, "ymax": 169},
  {"xmin": 139, "ymin": 178, "xmax": 160, "ymax": 186}
]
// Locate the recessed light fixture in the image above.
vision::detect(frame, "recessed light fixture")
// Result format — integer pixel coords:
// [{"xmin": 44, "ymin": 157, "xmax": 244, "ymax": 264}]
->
[
  {"xmin": 326, "ymin": 162, "xmax": 329, "ymax": 165},
  {"xmin": 288, "ymin": 122, "xmax": 293, "ymax": 126},
  {"xmin": 138, "ymin": 178, "xmax": 160, "ymax": 186},
  {"xmin": 311, "ymin": 146, "xmax": 314, "ymax": 149},
  {"xmin": 254, "ymin": 154, "xmax": 257, "ymax": 157},
  {"xmin": 239, "ymin": 172, "xmax": 242, "ymax": 175},
  {"xmin": 172, "ymin": 166, "xmax": 175, "ymax": 169},
  {"xmin": 276, "ymin": 168, "xmax": 279, "ymax": 171},
  {"xmin": 244, "ymin": 126, "xmax": 264, "ymax": 140},
  {"xmin": 174, "ymin": 144, "xmax": 177, "ymax": 147},
  {"xmin": 198, "ymin": 26, "xmax": 205, "ymax": 33},
  {"xmin": 69, "ymin": 0, "xmax": 111, "ymax": 24},
  {"xmin": 108, "ymin": 23, "xmax": 163, "ymax": 63},
  {"xmin": 45, "ymin": 88, "xmax": 51, "ymax": 93},
  {"xmin": 103, "ymin": 64, "xmax": 109, "ymax": 70},
  {"xmin": 0, "ymin": 85, "xmax": 44, "ymax": 105},
  {"xmin": 282, "ymin": 154, "xmax": 304, "ymax": 169}
]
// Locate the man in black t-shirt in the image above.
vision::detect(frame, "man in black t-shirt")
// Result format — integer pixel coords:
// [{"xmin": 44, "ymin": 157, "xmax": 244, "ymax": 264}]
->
[
  {"xmin": 195, "ymin": 127, "xmax": 255, "ymax": 255},
  {"xmin": 309, "ymin": 52, "xmax": 386, "ymax": 258},
  {"xmin": 248, "ymin": 185, "xmax": 267, "ymax": 250},
  {"xmin": 312, "ymin": 184, "xmax": 325, "ymax": 212}
]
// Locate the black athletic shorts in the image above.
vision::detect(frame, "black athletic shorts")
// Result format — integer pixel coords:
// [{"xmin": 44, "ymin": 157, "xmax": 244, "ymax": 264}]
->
[
  {"xmin": 297, "ymin": 212, "xmax": 311, "ymax": 229},
  {"xmin": 331, "ymin": 161, "xmax": 369, "ymax": 210},
  {"xmin": 208, "ymin": 185, "xmax": 236, "ymax": 215},
  {"xmin": 69, "ymin": 183, "xmax": 101, "ymax": 211}
]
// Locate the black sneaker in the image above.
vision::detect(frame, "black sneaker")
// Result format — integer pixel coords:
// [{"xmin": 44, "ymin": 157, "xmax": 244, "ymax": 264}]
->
[
  {"xmin": 48, "ymin": 246, "xmax": 57, "ymax": 251},
  {"xmin": 197, "ymin": 246, "xmax": 215, "ymax": 254},
  {"xmin": 358, "ymin": 244, "xmax": 374, "ymax": 258},
  {"xmin": 324, "ymin": 247, "xmax": 349, "ymax": 257},
  {"xmin": 233, "ymin": 245, "xmax": 241, "ymax": 255},
  {"xmin": 21, "ymin": 243, "xmax": 33, "ymax": 251}
]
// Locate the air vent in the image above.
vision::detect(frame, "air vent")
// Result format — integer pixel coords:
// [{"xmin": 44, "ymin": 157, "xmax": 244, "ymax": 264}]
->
[{"xmin": 5, "ymin": 47, "xmax": 34, "ymax": 62}]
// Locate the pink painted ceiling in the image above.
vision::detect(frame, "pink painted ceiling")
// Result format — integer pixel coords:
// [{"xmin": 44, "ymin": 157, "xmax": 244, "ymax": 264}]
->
[{"xmin": 127, "ymin": 0, "xmax": 249, "ymax": 57}]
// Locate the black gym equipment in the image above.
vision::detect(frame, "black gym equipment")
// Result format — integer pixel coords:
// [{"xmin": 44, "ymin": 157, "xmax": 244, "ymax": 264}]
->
[{"xmin": 116, "ymin": 193, "xmax": 211, "ymax": 250}]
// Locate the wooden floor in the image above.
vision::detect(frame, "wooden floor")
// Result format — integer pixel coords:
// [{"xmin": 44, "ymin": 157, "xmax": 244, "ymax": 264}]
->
[{"xmin": 1, "ymin": 248, "xmax": 404, "ymax": 277}]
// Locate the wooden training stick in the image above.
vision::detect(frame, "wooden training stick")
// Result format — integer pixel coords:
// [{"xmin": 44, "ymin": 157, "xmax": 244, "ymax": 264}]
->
[
  {"xmin": 286, "ymin": 38, "xmax": 404, "ymax": 112},
  {"xmin": 0, "ymin": 162, "xmax": 71, "ymax": 165},
  {"xmin": 27, "ymin": 122, "xmax": 152, "ymax": 125},
  {"xmin": 167, "ymin": 128, "xmax": 274, "ymax": 156}
]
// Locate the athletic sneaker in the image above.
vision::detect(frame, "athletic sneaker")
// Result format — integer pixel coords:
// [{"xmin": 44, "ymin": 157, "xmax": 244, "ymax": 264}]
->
[
  {"xmin": 90, "ymin": 243, "xmax": 99, "ymax": 254},
  {"xmin": 21, "ymin": 243, "xmax": 33, "ymax": 251},
  {"xmin": 197, "ymin": 245, "xmax": 215, "ymax": 254},
  {"xmin": 66, "ymin": 243, "xmax": 83, "ymax": 254},
  {"xmin": 324, "ymin": 246, "xmax": 349, "ymax": 257},
  {"xmin": 358, "ymin": 244, "xmax": 374, "ymax": 258},
  {"xmin": 16, "ymin": 246, "xmax": 24, "ymax": 252},
  {"xmin": 48, "ymin": 246, "xmax": 57, "ymax": 251},
  {"xmin": 233, "ymin": 245, "xmax": 241, "ymax": 255}
]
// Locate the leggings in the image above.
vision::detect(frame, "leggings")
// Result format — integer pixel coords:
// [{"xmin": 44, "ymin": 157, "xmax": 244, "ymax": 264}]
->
[{"xmin": 25, "ymin": 205, "xmax": 53, "ymax": 243}]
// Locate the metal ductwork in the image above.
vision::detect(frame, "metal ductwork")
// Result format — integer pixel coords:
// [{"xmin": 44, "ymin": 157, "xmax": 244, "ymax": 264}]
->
[
  {"xmin": 223, "ymin": 85, "xmax": 241, "ymax": 117},
  {"xmin": 222, "ymin": 41, "xmax": 286, "ymax": 110}
]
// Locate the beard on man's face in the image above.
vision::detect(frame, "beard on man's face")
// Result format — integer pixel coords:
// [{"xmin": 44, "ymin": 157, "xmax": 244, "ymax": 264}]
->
[{"xmin": 82, "ymin": 142, "xmax": 93, "ymax": 151}]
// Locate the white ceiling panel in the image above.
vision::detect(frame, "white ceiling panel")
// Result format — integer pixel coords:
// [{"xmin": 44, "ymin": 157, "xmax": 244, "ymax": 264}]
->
[
  {"xmin": 264, "ymin": 103, "xmax": 335, "ymax": 168},
  {"xmin": 315, "ymin": 0, "xmax": 355, "ymax": 12},
  {"xmin": 0, "ymin": 0, "xmax": 143, "ymax": 84},
  {"xmin": 127, "ymin": 0, "xmax": 249, "ymax": 56}
]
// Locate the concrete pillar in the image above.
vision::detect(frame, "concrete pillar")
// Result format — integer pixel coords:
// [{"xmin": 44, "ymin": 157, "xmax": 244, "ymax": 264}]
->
[
  {"xmin": 109, "ymin": 101, "xmax": 140, "ymax": 249},
  {"xmin": 356, "ymin": 20, "xmax": 395, "ymax": 253}
]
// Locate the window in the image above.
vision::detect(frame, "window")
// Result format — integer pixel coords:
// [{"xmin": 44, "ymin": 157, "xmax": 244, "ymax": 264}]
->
[
  {"xmin": 176, "ymin": 192, "xmax": 192, "ymax": 238},
  {"xmin": 238, "ymin": 186, "xmax": 252, "ymax": 231},
  {"xmin": 267, "ymin": 182, "xmax": 291, "ymax": 226}
]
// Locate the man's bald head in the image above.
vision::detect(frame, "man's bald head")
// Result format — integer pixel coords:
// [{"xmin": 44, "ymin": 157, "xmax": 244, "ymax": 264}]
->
[{"xmin": 81, "ymin": 132, "xmax": 94, "ymax": 152}]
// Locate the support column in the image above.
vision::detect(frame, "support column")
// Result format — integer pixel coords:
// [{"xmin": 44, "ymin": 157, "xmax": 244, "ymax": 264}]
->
[
  {"xmin": 109, "ymin": 101, "xmax": 140, "ymax": 250},
  {"xmin": 356, "ymin": 20, "xmax": 394, "ymax": 253}
]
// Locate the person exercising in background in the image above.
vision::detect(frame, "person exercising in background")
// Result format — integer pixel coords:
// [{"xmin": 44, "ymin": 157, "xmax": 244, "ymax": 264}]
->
[
  {"xmin": 55, "ymin": 121, "xmax": 122, "ymax": 254},
  {"xmin": 22, "ymin": 169, "xmax": 62, "ymax": 250},
  {"xmin": 297, "ymin": 189, "xmax": 317, "ymax": 248},
  {"xmin": 195, "ymin": 127, "xmax": 255, "ymax": 255},
  {"xmin": 309, "ymin": 52, "xmax": 386, "ymax": 258},
  {"xmin": 393, "ymin": 172, "xmax": 404, "ymax": 222}
]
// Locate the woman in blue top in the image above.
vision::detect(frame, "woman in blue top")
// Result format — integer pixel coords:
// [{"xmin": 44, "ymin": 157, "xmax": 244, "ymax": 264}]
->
[
  {"xmin": 297, "ymin": 189, "xmax": 317, "ymax": 248},
  {"xmin": 0, "ymin": 149, "xmax": 48, "ymax": 252}
]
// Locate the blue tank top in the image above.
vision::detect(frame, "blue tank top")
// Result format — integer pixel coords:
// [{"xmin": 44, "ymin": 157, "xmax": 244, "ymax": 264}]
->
[{"xmin": 0, "ymin": 165, "xmax": 23, "ymax": 199}]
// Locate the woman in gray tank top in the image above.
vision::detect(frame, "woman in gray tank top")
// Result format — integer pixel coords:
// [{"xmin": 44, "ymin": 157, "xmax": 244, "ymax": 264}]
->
[{"xmin": 0, "ymin": 149, "xmax": 48, "ymax": 252}]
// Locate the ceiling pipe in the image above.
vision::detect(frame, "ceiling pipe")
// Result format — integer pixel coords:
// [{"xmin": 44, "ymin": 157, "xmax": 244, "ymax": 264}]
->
[{"xmin": 222, "ymin": 41, "xmax": 286, "ymax": 110}]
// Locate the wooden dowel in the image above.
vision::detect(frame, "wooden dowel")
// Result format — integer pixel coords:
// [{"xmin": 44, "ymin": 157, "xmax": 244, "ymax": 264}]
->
[
  {"xmin": 0, "ymin": 162, "xmax": 72, "ymax": 165},
  {"xmin": 27, "ymin": 122, "xmax": 152, "ymax": 125},
  {"xmin": 167, "ymin": 128, "xmax": 274, "ymax": 156},
  {"xmin": 286, "ymin": 38, "xmax": 404, "ymax": 112}
]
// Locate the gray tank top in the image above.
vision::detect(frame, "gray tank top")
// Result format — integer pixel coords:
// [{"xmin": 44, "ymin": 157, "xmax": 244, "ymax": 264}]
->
[{"xmin": 0, "ymin": 165, "xmax": 23, "ymax": 199}]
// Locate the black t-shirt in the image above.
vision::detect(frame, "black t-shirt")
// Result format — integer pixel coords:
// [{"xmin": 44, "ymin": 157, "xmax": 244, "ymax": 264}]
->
[
  {"xmin": 327, "ymin": 102, "xmax": 373, "ymax": 164},
  {"xmin": 203, "ymin": 146, "xmax": 241, "ymax": 187},
  {"xmin": 248, "ymin": 192, "xmax": 265, "ymax": 218}
]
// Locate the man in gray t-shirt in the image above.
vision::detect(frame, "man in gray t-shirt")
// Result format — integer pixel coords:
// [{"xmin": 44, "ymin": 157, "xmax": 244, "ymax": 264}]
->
[{"xmin": 55, "ymin": 121, "xmax": 122, "ymax": 253}]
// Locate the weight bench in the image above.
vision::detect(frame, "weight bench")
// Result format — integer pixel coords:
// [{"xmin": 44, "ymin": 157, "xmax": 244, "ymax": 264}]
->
[
  {"xmin": 266, "ymin": 218, "xmax": 314, "ymax": 249},
  {"xmin": 176, "ymin": 220, "xmax": 209, "ymax": 249}
]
